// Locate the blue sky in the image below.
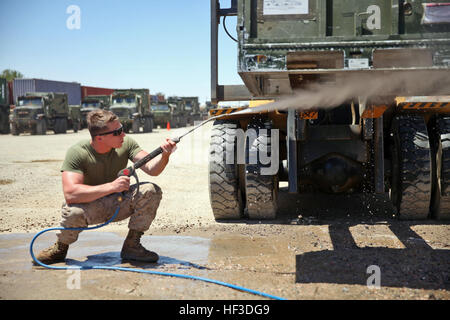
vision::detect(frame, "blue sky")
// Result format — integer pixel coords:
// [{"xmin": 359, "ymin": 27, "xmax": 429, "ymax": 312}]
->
[{"xmin": 0, "ymin": 0, "xmax": 241, "ymax": 105}]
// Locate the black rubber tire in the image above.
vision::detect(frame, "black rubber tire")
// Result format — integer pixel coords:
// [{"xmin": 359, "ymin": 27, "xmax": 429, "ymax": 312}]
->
[
  {"xmin": 390, "ymin": 115, "xmax": 432, "ymax": 220},
  {"xmin": 430, "ymin": 116, "xmax": 450, "ymax": 219},
  {"xmin": 36, "ymin": 119, "xmax": 47, "ymax": 135},
  {"xmin": 10, "ymin": 122, "xmax": 19, "ymax": 136},
  {"xmin": 245, "ymin": 121, "xmax": 278, "ymax": 220},
  {"xmin": 208, "ymin": 120, "xmax": 243, "ymax": 220},
  {"xmin": 54, "ymin": 118, "xmax": 67, "ymax": 134},
  {"xmin": 132, "ymin": 120, "xmax": 140, "ymax": 133},
  {"xmin": 143, "ymin": 117, "xmax": 152, "ymax": 133}
]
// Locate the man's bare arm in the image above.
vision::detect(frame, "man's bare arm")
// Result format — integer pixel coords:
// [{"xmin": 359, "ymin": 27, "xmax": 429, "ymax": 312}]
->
[
  {"xmin": 133, "ymin": 139, "xmax": 177, "ymax": 176},
  {"xmin": 62, "ymin": 171, "xmax": 130, "ymax": 204}
]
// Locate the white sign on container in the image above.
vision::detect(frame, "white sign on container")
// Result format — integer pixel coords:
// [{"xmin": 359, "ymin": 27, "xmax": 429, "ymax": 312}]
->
[{"xmin": 263, "ymin": 0, "xmax": 309, "ymax": 15}]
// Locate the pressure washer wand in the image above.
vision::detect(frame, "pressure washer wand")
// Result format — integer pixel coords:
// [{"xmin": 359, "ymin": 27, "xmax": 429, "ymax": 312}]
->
[{"xmin": 117, "ymin": 115, "xmax": 221, "ymax": 178}]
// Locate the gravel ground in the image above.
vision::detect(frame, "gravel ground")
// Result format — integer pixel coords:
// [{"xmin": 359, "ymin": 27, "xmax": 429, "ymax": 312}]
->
[{"xmin": 0, "ymin": 125, "xmax": 449, "ymax": 301}]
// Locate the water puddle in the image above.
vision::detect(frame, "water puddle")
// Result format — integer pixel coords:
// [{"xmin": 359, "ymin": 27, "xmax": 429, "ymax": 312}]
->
[{"xmin": 0, "ymin": 232, "xmax": 211, "ymax": 271}]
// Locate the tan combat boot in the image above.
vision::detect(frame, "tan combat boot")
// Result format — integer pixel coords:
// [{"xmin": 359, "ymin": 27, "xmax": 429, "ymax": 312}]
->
[
  {"xmin": 121, "ymin": 230, "xmax": 159, "ymax": 263},
  {"xmin": 33, "ymin": 241, "xmax": 69, "ymax": 265}
]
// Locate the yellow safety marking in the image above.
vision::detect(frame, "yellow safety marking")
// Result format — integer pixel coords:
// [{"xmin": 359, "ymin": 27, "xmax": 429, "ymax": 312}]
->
[
  {"xmin": 209, "ymin": 107, "xmax": 246, "ymax": 116},
  {"xmin": 361, "ymin": 105, "xmax": 388, "ymax": 119},
  {"xmin": 400, "ymin": 102, "xmax": 450, "ymax": 109},
  {"xmin": 299, "ymin": 111, "xmax": 318, "ymax": 120}
]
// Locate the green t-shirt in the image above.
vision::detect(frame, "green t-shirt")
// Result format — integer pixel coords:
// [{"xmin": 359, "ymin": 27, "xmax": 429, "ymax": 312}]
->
[{"xmin": 61, "ymin": 136, "xmax": 142, "ymax": 186}]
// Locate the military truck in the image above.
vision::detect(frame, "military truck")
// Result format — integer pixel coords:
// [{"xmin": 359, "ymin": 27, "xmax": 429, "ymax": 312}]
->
[
  {"xmin": 0, "ymin": 78, "xmax": 10, "ymax": 134},
  {"xmin": 10, "ymin": 92, "xmax": 69, "ymax": 135},
  {"xmin": 180, "ymin": 96, "xmax": 202, "ymax": 125},
  {"xmin": 209, "ymin": 0, "xmax": 450, "ymax": 221},
  {"xmin": 167, "ymin": 96, "xmax": 188, "ymax": 127},
  {"xmin": 68, "ymin": 104, "xmax": 81, "ymax": 132},
  {"xmin": 80, "ymin": 95, "xmax": 111, "ymax": 128},
  {"xmin": 150, "ymin": 95, "xmax": 187, "ymax": 128},
  {"xmin": 110, "ymin": 89, "xmax": 153, "ymax": 133}
]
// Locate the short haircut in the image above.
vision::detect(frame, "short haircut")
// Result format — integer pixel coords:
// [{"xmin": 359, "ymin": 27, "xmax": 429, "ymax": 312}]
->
[{"xmin": 87, "ymin": 109, "xmax": 119, "ymax": 138}]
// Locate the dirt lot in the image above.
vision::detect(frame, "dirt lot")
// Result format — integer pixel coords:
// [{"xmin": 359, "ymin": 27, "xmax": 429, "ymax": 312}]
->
[{"xmin": 0, "ymin": 124, "xmax": 449, "ymax": 301}]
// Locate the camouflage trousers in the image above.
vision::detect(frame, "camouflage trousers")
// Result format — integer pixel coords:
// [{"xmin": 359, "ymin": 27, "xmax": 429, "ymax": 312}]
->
[{"xmin": 56, "ymin": 182, "xmax": 162, "ymax": 245}]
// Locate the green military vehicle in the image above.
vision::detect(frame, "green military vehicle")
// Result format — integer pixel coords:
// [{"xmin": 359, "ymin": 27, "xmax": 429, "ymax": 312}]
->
[
  {"xmin": 80, "ymin": 95, "xmax": 111, "ymax": 128},
  {"xmin": 209, "ymin": 0, "xmax": 450, "ymax": 221},
  {"xmin": 151, "ymin": 96, "xmax": 187, "ymax": 128},
  {"xmin": 180, "ymin": 96, "xmax": 202, "ymax": 125},
  {"xmin": 68, "ymin": 105, "xmax": 81, "ymax": 133},
  {"xmin": 0, "ymin": 78, "xmax": 10, "ymax": 134},
  {"xmin": 151, "ymin": 101, "xmax": 174, "ymax": 128},
  {"xmin": 10, "ymin": 92, "xmax": 69, "ymax": 135},
  {"xmin": 110, "ymin": 89, "xmax": 153, "ymax": 133}
]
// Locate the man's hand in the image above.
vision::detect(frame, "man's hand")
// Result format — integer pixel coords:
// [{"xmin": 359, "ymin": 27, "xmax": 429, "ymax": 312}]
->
[
  {"xmin": 161, "ymin": 138, "xmax": 177, "ymax": 157},
  {"xmin": 110, "ymin": 175, "xmax": 130, "ymax": 193}
]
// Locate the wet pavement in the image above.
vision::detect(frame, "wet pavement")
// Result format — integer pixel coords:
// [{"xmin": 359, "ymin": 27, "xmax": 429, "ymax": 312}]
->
[
  {"xmin": 1, "ymin": 232, "xmax": 211, "ymax": 271},
  {"xmin": 1, "ymin": 217, "xmax": 449, "ymax": 300}
]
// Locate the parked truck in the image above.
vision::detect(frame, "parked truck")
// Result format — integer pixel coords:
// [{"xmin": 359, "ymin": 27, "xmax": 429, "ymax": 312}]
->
[
  {"xmin": 0, "ymin": 78, "xmax": 10, "ymax": 134},
  {"xmin": 80, "ymin": 95, "xmax": 111, "ymax": 128},
  {"xmin": 151, "ymin": 95, "xmax": 185, "ymax": 128},
  {"xmin": 209, "ymin": 0, "xmax": 450, "ymax": 221},
  {"xmin": 110, "ymin": 89, "xmax": 153, "ymax": 133},
  {"xmin": 10, "ymin": 92, "xmax": 69, "ymax": 135},
  {"xmin": 179, "ymin": 96, "xmax": 202, "ymax": 125},
  {"xmin": 68, "ymin": 104, "xmax": 81, "ymax": 132}
]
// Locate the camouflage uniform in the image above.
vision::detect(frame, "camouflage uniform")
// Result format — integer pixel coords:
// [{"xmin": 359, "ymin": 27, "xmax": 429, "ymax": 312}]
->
[{"xmin": 57, "ymin": 182, "xmax": 162, "ymax": 245}]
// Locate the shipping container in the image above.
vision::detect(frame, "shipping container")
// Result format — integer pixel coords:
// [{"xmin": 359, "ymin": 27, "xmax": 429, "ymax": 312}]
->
[
  {"xmin": 81, "ymin": 86, "xmax": 115, "ymax": 99},
  {"xmin": 8, "ymin": 81, "xmax": 13, "ymax": 105},
  {"xmin": 13, "ymin": 78, "xmax": 81, "ymax": 105}
]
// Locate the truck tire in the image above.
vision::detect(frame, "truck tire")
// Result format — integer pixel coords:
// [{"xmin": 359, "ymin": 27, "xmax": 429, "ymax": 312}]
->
[
  {"xmin": 10, "ymin": 122, "xmax": 19, "ymax": 136},
  {"xmin": 208, "ymin": 120, "xmax": 243, "ymax": 220},
  {"xmin": 132, "ymin": 120, "xmax": 140, "ymax": 133},
  {"xmin": 54, "ymin": 118, "xmax": 67, "ymax": 134},
  {"xmin": 245, "ymin": 121, "xmax": 278, "ymax": 220},
  {"xmin": 143, "ymin": 117, "xmax": 153, "ymax": 133},
  {"xmin": 390, "ymin": 115, "xmax": 432, "ymax": 220},
  {"xmin": 0, "ymin": 108, "xmax": 10, "ymax": 134},
  {"xmin": 430, "ymin": 116, "xmax": 450, "ymax": 219},
  {"xmin": 72, "ymin": 119, "xmax": 80, "ymax": 133},
  {"xmin": 36, "ymin": 119, "xmax": 47, "ymax": 135}
]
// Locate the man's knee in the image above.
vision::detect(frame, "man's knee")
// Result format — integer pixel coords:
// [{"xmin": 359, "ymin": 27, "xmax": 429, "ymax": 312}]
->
[
  {"xmin": 57, "ymin": 204, "xmax": 88, "ymax": 245},
  {"xmin": 131, "ymin": 183, "xmax": 162, "ymax": 214},
  {"xmin": 139, "ymin": 183, "xmax": 162, "ymax": 202},
  {"xmin": 61, "ymin": 204, "xmax": 88, "ymax": 228}
]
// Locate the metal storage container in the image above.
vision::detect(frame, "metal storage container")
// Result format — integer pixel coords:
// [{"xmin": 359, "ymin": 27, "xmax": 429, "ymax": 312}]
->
[
  {"xmin": 13, "ymin": 78, "xmax": 81, "ymax": 105},
  {"xmin": 81, "ymin": 86, "xmax": 115, "ymax": 99},
  {"xmin": 8, "ymin": 81, "xmax": 13, "ymax": 105}
]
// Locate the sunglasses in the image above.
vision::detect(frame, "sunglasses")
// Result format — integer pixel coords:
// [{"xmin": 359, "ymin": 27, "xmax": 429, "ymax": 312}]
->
[{"xmin": 96, "ymin": 125, "xmax": 124, "ymax": 136}]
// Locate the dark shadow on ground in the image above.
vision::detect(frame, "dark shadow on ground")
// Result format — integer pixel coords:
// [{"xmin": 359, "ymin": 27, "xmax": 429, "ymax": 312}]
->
[
  {"xmin": 295, "ymin": 222, "xmax": 450, "ymax": 290},
  {"xmin": 66, "ymin": 252, "xmax": 209, "ymax": 270},
  {"xmin": 217, "ymin": 188, "xmax": 449, "ymax": 290}
]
